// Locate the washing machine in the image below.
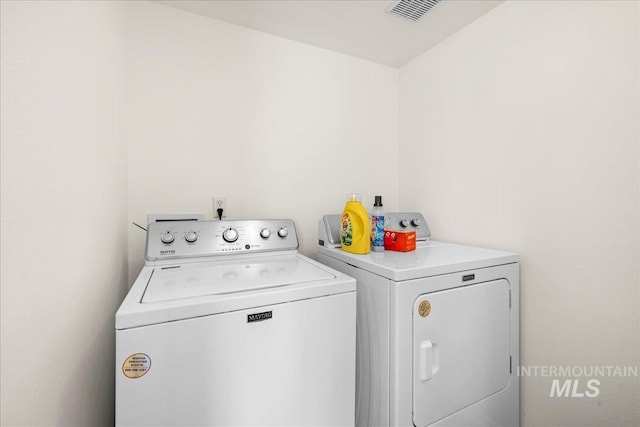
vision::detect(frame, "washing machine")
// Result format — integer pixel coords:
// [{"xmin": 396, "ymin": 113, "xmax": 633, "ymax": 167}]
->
[
  {"xmin": 317, "ymin": 212, "xmax": 519, "ymax": 427},
  {"xmin": 116, "ymin": 219, "xmax": 356, "ymax": 426}
]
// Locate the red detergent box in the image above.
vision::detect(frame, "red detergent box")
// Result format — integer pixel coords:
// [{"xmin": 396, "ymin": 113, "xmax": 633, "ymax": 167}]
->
[{"xmin": 384, "ymin": 230, "xmax": 416, "ymax": 252}]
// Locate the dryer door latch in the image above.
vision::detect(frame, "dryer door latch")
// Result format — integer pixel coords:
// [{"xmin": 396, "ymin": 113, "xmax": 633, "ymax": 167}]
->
[{"xmin": 419, "ymin": 340, "xmax": 440, "ymax": 381}]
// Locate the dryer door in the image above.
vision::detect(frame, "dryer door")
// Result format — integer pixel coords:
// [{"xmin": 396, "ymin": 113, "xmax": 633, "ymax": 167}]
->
[{"xmin": 412, "ymin": 279, "xmax": 511, "ymax": 427}]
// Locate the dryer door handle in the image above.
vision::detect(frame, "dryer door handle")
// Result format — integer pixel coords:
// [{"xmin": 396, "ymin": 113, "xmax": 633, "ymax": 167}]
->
[{"xmin": 419, "ymin": 340, "xmax": 439, "ymax": 381}]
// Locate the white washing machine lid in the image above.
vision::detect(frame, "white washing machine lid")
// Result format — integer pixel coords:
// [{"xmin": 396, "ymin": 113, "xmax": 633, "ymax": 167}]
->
[
  {"xmin": 317, "ymin": 241, "xmax": 518, "ymax": 281},
  {"xmin": 142, "ymin": 255, "xmax": 334, "ymax": 303},
  {"xmin": 116, "ymin": 254, "xmax": 355, "ymax": 329}
]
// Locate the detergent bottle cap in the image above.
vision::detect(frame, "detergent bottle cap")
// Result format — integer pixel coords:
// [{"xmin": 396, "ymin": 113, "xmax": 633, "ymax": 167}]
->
[
  {"xmin": 374, "ymin": 195, "xmax": 383, "ymax": 207},
  {"xmin": 347, "ymin": 193, "xmax": 361, "ymax": 202}
]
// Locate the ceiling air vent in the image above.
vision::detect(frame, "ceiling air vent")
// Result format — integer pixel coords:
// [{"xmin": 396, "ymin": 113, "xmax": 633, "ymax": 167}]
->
[{"xmin": 386, "ymin": 0, "xmax": 441, "ymax": 22}]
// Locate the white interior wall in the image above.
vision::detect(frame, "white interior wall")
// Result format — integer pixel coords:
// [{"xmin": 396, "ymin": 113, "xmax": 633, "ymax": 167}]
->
[
  {"xmin": 126, "ymin": 1, "xmax": 399, "ymax": 282},
  {"xmin": 400, "ymin": 1, "xmax": 639, "ymax": 426},
  {"xmin": 2, "ymin": 0, "xmax": 638, "ymax": 425},
  {"xmin": 0, "ymin": 1, "xmax": 128, "ymax": 425}
]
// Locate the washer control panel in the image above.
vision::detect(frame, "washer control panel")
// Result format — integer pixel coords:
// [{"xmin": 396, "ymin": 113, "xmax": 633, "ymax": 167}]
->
[
  {"xmin": 384, "ymin": 212, "xmax": 431, "ymax": 241},
  {"xmin": 146, "ymin": 219, "xmax": 298, "ymax": 261}
]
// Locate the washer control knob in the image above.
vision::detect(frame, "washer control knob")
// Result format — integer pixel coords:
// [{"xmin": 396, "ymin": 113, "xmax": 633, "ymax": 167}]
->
[
  {"xmin": 399, "ymin": 219, "xmax": 409, "ymax": 228},
  {"xmin": 411, "ymin": 218, "xmax": 421, "ymax": 227},
  {"xmin": 185, "ymin": 231, "xmax": 198, "ymax": 243},
  {"xmin": 260, "ymin": 228, "xmax": 271, "ymax": 239},
  {"xmin": 161, "ymin": 232, "xmax": 175, "ymax": 244},
  {"xmin": 223, "ymin": 227, "xmax": 239, "ymax": 243},
  {"xmin": 277, "ymin": 227, "xmax": 288, "ymax": 238}
]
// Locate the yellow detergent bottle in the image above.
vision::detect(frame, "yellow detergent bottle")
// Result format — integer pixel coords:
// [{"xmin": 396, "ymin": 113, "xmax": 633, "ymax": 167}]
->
[{"xmin": 340, "ymin": 193, "xmax": 370, "ymax": 254}]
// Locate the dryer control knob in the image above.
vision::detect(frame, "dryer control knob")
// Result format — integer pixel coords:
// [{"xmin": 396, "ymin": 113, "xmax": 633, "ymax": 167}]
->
[
  {"xmin": 411, "ymin": 219, "xmax": 421, "ymax": 227},
  {"xmin": 399, "ymin": 219, "xmax": 409, "ymax": 228},
  {"xmin": 161, "ymin": 232, "xmax": 175, "ymax": 244},
  {"xmin": 260, "ymin": 228, "xmax": 271, "ymax": 239},
  {"xmin": 223, "ymin": 227, "xmax": 239, "ymax": 243},
  {"xmin": 185, "ymin": 231, "xmax": 198, "ymax": 243},
  {"xmin": 277, "ymin": 227, "xmax": 288, "ymax": 238}
]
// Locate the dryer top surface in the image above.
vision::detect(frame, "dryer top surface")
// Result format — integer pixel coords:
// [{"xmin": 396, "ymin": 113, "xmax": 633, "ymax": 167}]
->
[{"xmin": 317, "ymin": 241, "xmax": 518, "ymax": 282}]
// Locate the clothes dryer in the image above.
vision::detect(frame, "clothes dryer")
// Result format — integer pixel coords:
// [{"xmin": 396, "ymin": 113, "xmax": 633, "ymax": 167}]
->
[
  {"xmin": 317, "ymin": 213, "xmax": 519, "ymax": 427},
  {"xmin": 117, "ymin": 219, "xmax": 356, "ymax": 426}
]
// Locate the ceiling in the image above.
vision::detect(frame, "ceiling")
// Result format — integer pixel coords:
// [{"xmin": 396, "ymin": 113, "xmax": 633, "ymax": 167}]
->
[{"xmin": 155, "ymin": 0, "xmax": 504, "ymax": 68}]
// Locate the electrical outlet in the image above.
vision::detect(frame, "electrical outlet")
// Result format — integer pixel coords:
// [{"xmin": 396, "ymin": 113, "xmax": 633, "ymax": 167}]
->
[{"xmin": 212, "ymin": 197, "xmax": 227, "ymax": 220}]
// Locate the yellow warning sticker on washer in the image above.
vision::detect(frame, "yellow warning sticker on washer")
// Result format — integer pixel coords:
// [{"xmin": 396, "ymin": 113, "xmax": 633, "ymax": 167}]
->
[
  {"xmin": 418, "ymin": 300, "xmax": 431, "ymax": 317},
  {"xmin": 122, "ymin": 353, "xmax": 151, "ymax": 379}
]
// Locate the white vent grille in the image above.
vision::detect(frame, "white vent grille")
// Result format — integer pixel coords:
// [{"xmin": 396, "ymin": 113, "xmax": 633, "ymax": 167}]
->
[{"xmin": 386, "ymin": 0, "xmax": 441, "ymax": 22}]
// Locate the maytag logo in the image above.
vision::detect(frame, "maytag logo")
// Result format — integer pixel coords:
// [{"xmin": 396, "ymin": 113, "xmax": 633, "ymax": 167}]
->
[
  {"xmin": 462, "ymin": 274, "xmax": 475, "ymax": 282},
  {"xmin": 160, "ymin": 249, "xmax": 176, "ymax": 255},
  {"xmin": 247, "ymin": 311, "xmax": 272, "ymax": 323}
]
